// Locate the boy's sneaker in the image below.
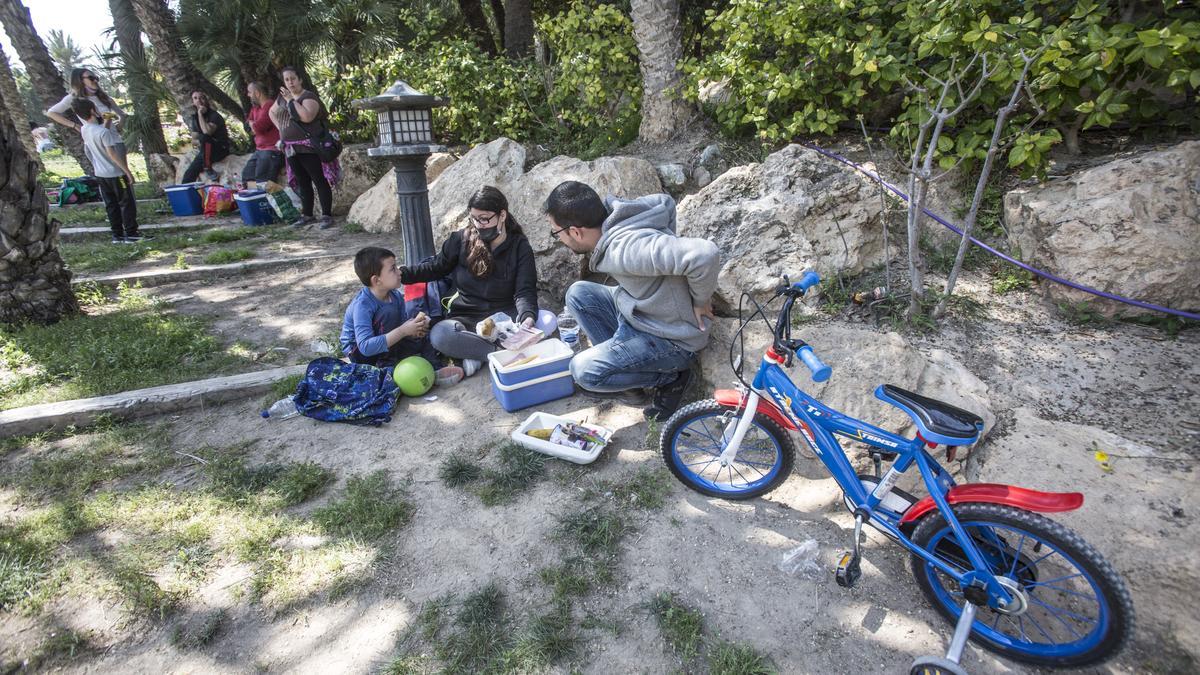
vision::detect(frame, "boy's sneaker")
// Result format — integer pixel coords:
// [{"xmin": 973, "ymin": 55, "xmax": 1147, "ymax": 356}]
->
[
  {"xmin": 580, "ymin": 387, "xmax": 649, "ymax": 406},
  {"xmin": 317, "ymin": 215, "xmax": 335, "ymax": 230},
  {"xmin": 461, "ymin": 359, "xmax": 482, "ymax": 377},
  {"xmin": 111, "ymin": 236, "xmax": 126, "ymax": 244},
  {"xmin": 124, "ymin": 233, "xmax": 153, "ymax": 243},
  {"xmin": 435, "ymin": 365, "xmax": 465, "ymax": 387},
  {"xmin": 643, "ymin": 368, "xmax": 695, "ymax": 421}
]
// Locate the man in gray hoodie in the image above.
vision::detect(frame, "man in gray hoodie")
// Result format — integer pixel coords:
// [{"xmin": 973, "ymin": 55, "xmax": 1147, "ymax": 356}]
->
[{"xmin": 546, "ymin": 181, "xmax": 720, "ymax": 420}]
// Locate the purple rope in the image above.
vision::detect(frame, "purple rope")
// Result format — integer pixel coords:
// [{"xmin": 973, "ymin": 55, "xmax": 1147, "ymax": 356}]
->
[{"xmin": 803, "ymin": 144, "xmax": 1200, "ymax": 321}]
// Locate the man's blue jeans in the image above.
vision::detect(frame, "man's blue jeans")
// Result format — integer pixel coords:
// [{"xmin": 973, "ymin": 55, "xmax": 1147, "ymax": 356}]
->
[{"xmin": 565, "ymin": 281, "xmax": 695, "ymax": 392}]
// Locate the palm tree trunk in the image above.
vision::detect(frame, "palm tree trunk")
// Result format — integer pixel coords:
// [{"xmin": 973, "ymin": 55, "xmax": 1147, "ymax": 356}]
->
[
  {"xmin": 490, "ymin": 0, "xmax": 506, "ymax": 52},
  {"xmin": 503, "ymin": 0, "xmax": 534, "ymax": 59},
  {"xmin": 630, "ymin": 0, "xmax": 695, "ymax": 143},
  {"xmin": 0, "ymin": 42, "xmax": 37, "ymax": 159},
  {"xmin": 0, "ymin": 0, "xmax": 93, "ymax": 174},
  {"xmin": 0, "ymin": 71, "xmax": 78, "ymax": 326},
  {"xmin": 108, "ymin": 0, "xmax": 174, "ymax": 188},
  {"xmin": 457, "ymin": 0, "xmax": 498, "ymax": 56},
  {"xmin": 128, "ymin": 0, "xmax": 245, "ymax": 125}
]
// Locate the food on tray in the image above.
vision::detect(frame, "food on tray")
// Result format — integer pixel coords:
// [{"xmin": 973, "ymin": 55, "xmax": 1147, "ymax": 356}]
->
[
  {"xmin": 480, "ymin": 317, "xmax": 496, "ymax": 339},
  {"xmin": 499, "ymin": 326, "xmax": 544, "ymax": 351},
  {"xmin": 526, "ymin": 428, "xmax": 553, "ymax": 440}
]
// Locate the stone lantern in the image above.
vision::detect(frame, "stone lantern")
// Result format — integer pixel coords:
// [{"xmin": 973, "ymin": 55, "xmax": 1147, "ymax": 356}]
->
[{"xmin": 352, "ymin": 81, "xmax": 448, "ymax": 264}]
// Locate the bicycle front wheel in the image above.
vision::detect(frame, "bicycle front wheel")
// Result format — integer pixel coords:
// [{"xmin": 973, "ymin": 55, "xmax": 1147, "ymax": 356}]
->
[
  {"xmin": 660, "ymin": 399, "xmax": 795, "ymax": 499},
  {"xmin": 910, "ymin": 503, "xmax": 1133, "ymax": 667}
]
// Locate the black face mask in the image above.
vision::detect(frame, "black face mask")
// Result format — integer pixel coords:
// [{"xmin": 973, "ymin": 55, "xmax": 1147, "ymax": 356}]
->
[{"xmin": 477, "ymin": 226, "xmax": 501, "ymax": 243}]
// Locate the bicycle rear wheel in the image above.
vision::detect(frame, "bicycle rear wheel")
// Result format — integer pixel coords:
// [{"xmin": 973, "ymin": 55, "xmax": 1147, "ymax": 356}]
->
[
  {"xmin": 660, "ymin": 399, "xmax": 795, "ymax": 499},
  {"xmin": 910, "ymin": 503, "xmax": 1133, "ymax": 667}
]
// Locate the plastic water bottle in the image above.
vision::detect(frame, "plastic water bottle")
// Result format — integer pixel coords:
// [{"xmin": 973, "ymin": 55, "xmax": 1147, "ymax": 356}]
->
[
  {"xmin": 557, "ymin": 310, "xmax": 580, "ymax": 352},
  {"xmin": 262, "ymin": 397, "xmax": 299, "ymax": 420}
]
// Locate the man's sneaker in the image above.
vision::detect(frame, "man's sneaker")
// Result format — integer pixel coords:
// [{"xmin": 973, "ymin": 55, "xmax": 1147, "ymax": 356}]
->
[
  {"xmin": 580, "ymin": 387, "xmax": 650, "ymax": 406},
  {"xmin": 123, "ymin": 233, "xmax": 153, "ymax": 243},
  {"xmin": 643, "ymin": 368, "xmax": 695, "ymax": 421},
  {"xmin": 290, "ymin": 215, "xmax": 315, "ymax": 228},
  {"xmin": 461, "ymin": 359, "xmax": 483, "ymax": 377}
]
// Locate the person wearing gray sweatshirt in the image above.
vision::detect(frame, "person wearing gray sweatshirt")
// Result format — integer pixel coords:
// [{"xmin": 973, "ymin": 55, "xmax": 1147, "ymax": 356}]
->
[{"xmin": 545, "ymin": 181, "xmax": 720, "ymax": 420}]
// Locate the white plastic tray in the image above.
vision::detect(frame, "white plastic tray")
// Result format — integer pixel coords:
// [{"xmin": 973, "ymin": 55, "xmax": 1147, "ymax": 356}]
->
[{"xmin": 511, "ymin": 411, "xmax": 613, "ymax": 465}]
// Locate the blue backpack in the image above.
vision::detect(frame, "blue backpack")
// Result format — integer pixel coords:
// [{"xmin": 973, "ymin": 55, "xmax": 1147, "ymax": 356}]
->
[{"xmin": 292, "ymin": 357, "xmax": 399, "ymax": 426}]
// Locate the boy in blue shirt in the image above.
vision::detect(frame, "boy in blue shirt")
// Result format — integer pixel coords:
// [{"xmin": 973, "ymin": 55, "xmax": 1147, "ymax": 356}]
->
[{"xmin": 340, "ymin": 247, "xmax": 463, "ymax": 385}]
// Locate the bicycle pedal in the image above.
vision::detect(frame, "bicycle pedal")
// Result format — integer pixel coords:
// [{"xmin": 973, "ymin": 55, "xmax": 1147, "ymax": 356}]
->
[{"xmin": 835, "ymin": 551, "xmax": 862, "ymax": 588}]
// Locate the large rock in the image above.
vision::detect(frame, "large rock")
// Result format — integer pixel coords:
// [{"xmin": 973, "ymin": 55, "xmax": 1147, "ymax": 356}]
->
[
  {"xmin": 344, "ymin": 156, "xmax": 463, "ymax": 236},
  {"xmin": 331, "ymin": 143, "xmax": 389, "ymax": 216},
  {"xmin": 427, "ymin": 138, "xmax": 528, "ymax": 241},
  {"xmin": 677, "ymin": 145, "xmax": 886, "ymax": 309},
  {"xmin": 506, "ymin": 154, "xmax": 663, "ymax": 301},
  {"xmin": 170, "ymin": 151, "xmax": 251, "ymax": 186},
  {"xmin": 1004, "ymin": 141, "xmax": 1200, "ymax": 315}
]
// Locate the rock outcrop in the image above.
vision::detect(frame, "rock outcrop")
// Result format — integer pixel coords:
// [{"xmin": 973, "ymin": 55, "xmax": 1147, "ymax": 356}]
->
[{"xmin": 1004, "ymin": 141, "xmax": 1200, "ymax": 315}]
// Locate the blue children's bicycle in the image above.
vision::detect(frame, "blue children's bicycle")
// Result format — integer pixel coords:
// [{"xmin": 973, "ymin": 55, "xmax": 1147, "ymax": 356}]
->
[{"xmin": 660, "ymin": 272, "xmax": 1133, "ymax": 674}]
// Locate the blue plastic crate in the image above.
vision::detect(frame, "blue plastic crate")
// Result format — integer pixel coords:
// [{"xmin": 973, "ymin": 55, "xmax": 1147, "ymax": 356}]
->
[
  {"xmin": 164, "ymin": 183, "xmax": 203, "ymax": 216},
  {"xmin": 490, "ymin": 364, "xmax": 575, "ymax": 413},
  {"xmin": 234, "ymin": 190, "xmax": 276, "ymax": 225}
]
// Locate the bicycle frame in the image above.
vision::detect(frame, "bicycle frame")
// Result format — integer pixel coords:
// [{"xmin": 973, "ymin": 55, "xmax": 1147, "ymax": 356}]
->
[{"xmin": 723, "ymin": 351, "xmax": 1018, "ymax": 610}]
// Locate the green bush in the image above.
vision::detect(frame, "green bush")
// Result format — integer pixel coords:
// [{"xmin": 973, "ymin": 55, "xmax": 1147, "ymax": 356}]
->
[
  {"xmin": 317, "ymin": 1, "xmax": 641, "ymax": 157},
  {"xmin": 689, "ymin": 0, "xmax": 1200, "ymax": 175}
]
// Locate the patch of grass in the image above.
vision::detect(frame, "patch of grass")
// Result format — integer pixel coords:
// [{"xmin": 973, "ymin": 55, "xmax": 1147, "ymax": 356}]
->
[
  {"xmin": 556, "ymin": 507, "xmax": 630, "ymax": 559},
  {"xmin": 312, "ymin": 471, "xmax": 414, "ymax": 539},
  {"xmin": 436, "ymin": 583, "xmax": 514, "ymax": 674},
  {"xmin": 991, "ymin": 264, "xmax": 1035, "ymax": 294},
  {"xmin": 4, "ymin": 627, "xmax": 91, "ymax": 671},
  {"xmin": 538, "ymin": 556, "xmax": 593, "ymax": 600},
  {"xmin": 1120, "ymin": 313, "xmax": 1197, "ymax": 337},
  {"xmin": 472, "ymin": 443, "xmax": 546, "ymax": 507},
  {"xmin": 170, "ymin": 609, "xmax": 228, "ymax": 649},
  {"xmin": 171, "ymin": 252, "xmax": 189, "ymax": 269},
  {"xmin": 602, "ymin": 466, "xmax": 673, "ymax": 510},
  {"xmin": 203, "ymin": 248, "xmax": 256, "ymax": 265},
  {"xmin": 923, "ymin": 237, "xmax": 989, "ymax": 276},
  {"xmin": 2, "ymin": 423, "xmax": 172, "ymax": 497},
  {"xmin": 109, "ymin": 561, "xmax": 181, "ymax": 618},
  {"xmin": 506, "ymin": 599, "xmax": 576, "ymax": 669},
  {"xmin": 1057, "ymin": 300, "xmax": 1111, "ymax": 326},
  {"xmin": 342, "ymin": 221, "xmax": 365, "ymax": 233},
  {"xmin": 708, "ymin": 641, "xmax": 776, "ymax": 675},
  {"xmin": 438, "ymin": 455, "xmax": 484, "ymax": 488},
  {"xmin": 201, "ymin": 227, "xmax": 260, "ymax": 244},
  {"xmin": 204, "ymin": 452, "xmax": 333, "ymax": 510},
  {"xmin": 651, "ymin": 591, "xmax": 705, "ymax": 662},
  {"xmin": 0, "ymin": 521, "xmax": 51, "ymax": 611},
  {"xmin": 381, "ymin": 654, "xmax": 437, "ymax": 674},
  {"xmin": 0, "ymin": 284, "xmax": 256, "ymax": 409}
]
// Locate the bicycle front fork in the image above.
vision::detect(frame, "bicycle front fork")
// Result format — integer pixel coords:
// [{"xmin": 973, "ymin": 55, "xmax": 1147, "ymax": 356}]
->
[{"xmin": 716, "ymin": 391, "xmax": 761, "ymax": 466}]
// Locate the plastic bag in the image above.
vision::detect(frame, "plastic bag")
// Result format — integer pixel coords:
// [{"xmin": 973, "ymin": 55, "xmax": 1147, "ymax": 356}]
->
[
  {"xmin": 202, "ymin": 185, "xmax": 235, "ymax": 216},
  {"xmin": 778, "ymin": 539, "xmax": 821, "ymax": 578},
  {"xmin": 266, "ymin": 190, "xmax": 300, "ymax": 222}
]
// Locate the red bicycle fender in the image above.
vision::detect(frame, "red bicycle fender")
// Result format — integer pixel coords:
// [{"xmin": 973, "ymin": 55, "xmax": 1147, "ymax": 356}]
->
[
  {"xmin": 899, "ymin": 484, "xmax": 1084, "ymax": 525},
  {"xmin": 714, "ymin": 389, "xmax": 800, "ymax": 431}
]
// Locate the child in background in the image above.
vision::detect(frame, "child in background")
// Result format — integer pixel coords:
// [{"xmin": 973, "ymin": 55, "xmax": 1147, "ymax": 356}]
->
[{"xmin": 340, "ymin": 247, "xmax": 464, "ymax": 386}]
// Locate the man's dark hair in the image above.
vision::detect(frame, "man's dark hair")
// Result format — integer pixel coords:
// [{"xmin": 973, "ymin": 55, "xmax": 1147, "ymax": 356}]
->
[
  {"xmin": 354, "ymin": 246, "xmax": 395, "ymax": 286},
  {"xmin": 70, "ymin": 97, "xmax": 97, "ymax": 122},
  {"xmin": 544, "ymin": 180, "xmax": 607, "ymax": 230}
]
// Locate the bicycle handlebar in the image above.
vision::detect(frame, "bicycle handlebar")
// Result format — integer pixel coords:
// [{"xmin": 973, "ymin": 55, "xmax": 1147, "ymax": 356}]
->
[
  {"xmin": 797, "ymin": 345, "xmax": 832, "ymax": 382},
  {"xmin": 770, "ymin": 270, "xmax": 832, "ymax": 383}
]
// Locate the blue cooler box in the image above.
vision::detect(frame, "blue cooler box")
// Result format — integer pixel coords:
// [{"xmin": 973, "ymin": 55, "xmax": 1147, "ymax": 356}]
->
[
  {"xmin": 164, "ymin": 183, "xmax": 204, "ymax": 216},
  {"xmin": 486, "ymin": 339, "xmax": 573, "ymax": 387},
  {"xmin": 490, "ymin": 365, "xmax": 575, "ymax": 413},
  {"xmin": 234, "ymin": 190, "xmax": 276, "ymax": 225}
]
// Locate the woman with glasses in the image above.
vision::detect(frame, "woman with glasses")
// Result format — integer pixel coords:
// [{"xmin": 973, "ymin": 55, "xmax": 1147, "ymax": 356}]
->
[
  {"xmin": 45, "ymin": 68, "xmax": 126, "ymax": 135},
  {"xmin": 399, "ymin": 186, "xmax": 540, "ymax": 376}
]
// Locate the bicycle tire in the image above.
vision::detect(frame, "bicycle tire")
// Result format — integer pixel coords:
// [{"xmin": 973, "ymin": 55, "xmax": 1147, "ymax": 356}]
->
[
  {"xmin": 909, "ymin": 502, "xmax": 1134, "ymax": 667},
  {"xmin": 660, "ymin": 399, "xmax": 795, "ymax": 499}
]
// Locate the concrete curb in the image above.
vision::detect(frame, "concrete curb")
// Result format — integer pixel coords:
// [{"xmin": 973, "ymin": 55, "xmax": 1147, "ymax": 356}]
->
[
  {"xmin": 59, "ymin": 221, "xmax": 210, "ymax": 236},
  {"xmin": 72, "ymin": 253, "xmax": 344, "ymax": 288},
  {"xmin": 0, "ymin": 364, "xmax": 308, "ymax": 439}
]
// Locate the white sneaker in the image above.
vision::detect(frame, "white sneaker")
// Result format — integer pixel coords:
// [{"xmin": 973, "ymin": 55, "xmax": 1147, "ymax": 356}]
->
[{"xmin": 462, "ymin": 359, "xmax": 482, "ymax": 377}]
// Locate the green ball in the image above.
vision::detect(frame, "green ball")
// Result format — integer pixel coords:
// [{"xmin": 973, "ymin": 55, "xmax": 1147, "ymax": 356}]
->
[{"xmin": 393, "ymin": 356, "xmax": 435, "ymax": 396}]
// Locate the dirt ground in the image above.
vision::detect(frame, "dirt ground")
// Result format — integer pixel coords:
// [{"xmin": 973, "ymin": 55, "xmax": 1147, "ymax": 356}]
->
[{"xmin": 3, "ymin": 245, "xmax": 1196, "ymax": 674}]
